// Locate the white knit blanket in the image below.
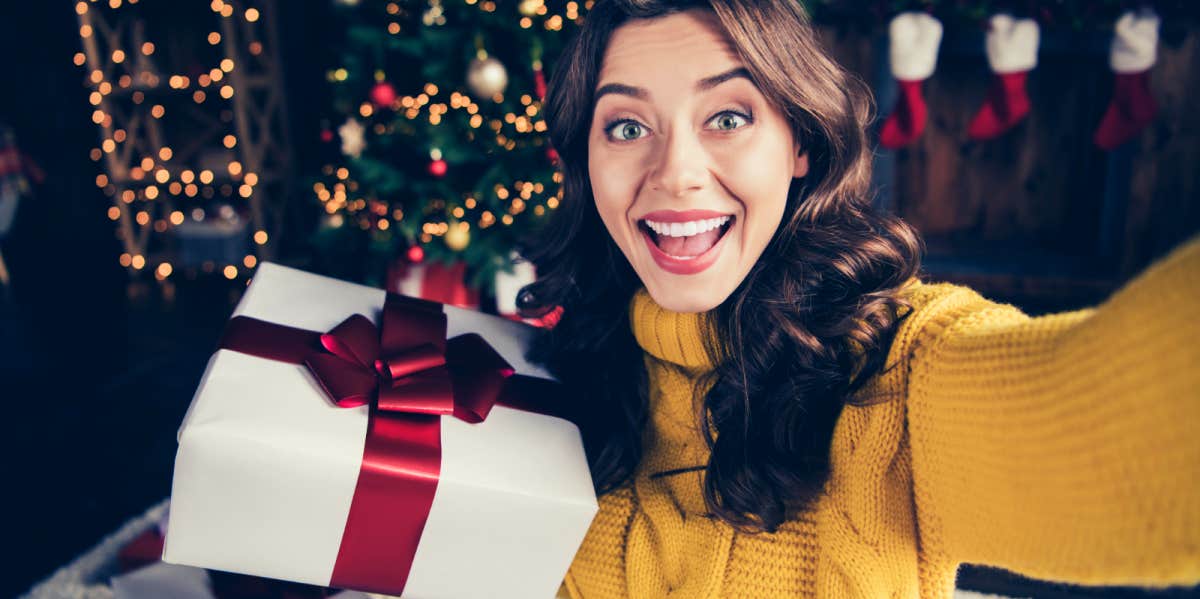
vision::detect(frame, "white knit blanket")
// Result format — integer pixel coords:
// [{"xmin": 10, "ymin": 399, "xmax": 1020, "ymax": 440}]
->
[{"xmin": 19, "ymin": 499, "xmax": 170, "ymax": 599}]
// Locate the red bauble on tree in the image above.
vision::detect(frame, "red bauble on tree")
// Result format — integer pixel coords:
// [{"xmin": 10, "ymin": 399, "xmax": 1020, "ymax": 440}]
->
[
  {"xmin": 534, "ymin": 66, "xmax": 547, "ymax": 101},
  {"xmin": 428, "ymin": 158, "xmax": 448, "ymax": 178},
  {"xmin": 369, "ymin": 81, "xmax": 397, "ymax": 109},
  {"xmin": 407, "ymin": 244, "xmax": 425, "ymax": 263}
]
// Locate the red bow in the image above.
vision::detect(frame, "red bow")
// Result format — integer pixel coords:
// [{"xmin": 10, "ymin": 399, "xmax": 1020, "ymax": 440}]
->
[{"xmin": 304, "ymin": 296, "xmax": 515, "ymax": 424}]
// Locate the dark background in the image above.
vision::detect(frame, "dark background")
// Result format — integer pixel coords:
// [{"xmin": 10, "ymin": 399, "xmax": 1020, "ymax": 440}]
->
[
  {"xmin": 0, "ymin": 1, "xmax": 335, "ymax": 596},
  {"xmin": 1, "ymin": 2, "xmax": 1198, "ymax": 598}
]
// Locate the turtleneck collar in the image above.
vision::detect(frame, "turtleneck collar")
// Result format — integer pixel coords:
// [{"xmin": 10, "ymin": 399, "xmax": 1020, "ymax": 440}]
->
[{"xmin": 629, "ymin": 288, "xmax": 716, "ymax": 371}]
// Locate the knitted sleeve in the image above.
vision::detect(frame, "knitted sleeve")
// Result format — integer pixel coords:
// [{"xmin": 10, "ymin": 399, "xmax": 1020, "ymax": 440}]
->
[{"xmin": 905, "ymin": 236, "xmax": 1200, "ymax": 587}]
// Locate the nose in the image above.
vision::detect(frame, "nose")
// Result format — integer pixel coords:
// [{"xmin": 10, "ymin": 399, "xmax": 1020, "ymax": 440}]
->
[{"xmin": 648, "ymin": 125, "xmax": 708, "ymax": 198}]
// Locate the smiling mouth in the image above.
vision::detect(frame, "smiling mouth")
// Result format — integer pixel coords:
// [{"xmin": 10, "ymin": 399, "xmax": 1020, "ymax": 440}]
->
[{"xmin": 638, "ymin": 215, "xmax": 734, "ymax": 259}]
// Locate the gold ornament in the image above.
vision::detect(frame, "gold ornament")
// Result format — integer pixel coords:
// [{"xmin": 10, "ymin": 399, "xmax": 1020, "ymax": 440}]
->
[
  {"xmin": 518, "ymin": 0, "xmax": 542, "ymax": 16},
  {"xmin": 444, "ymin": 221, "xmax": 470, "ymax": 251},
  {"xmin": 466, "ymin": 56, "xmax": 508, "ymax": 99}
]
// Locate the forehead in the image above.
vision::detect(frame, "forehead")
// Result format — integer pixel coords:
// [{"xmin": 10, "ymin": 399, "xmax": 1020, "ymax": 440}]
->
[{"xmin": 598, "ymin": 10, "xmax": 741, "ymax": 85}]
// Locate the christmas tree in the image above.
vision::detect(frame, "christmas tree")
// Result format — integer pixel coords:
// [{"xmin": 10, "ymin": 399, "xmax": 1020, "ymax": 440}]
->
[{"xmin": 312, "ymin": 0, "xmax": 588, "ymax": 299}]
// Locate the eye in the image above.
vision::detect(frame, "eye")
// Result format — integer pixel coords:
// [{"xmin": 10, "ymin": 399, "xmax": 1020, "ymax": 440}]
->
[
  {"xmin": 707, "ymin": 110, "xmax": 752, "ymax": 132},
  {"xmin": 604, "ymin": 119, "xmax": 649, "ymax": 142}
]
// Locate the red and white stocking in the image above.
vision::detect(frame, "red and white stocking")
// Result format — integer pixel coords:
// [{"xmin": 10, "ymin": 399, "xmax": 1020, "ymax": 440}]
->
[
  {"xmin": 967, "ymin": 14, "xmax": 1040, "ymax": 141},
  {"xmin": 879, "ymin": 12, "xmax": 943, "ymax": 149},
  {"xmin": 1093, "ymin": 9, "xmax": 1159, "ymax": 150}
]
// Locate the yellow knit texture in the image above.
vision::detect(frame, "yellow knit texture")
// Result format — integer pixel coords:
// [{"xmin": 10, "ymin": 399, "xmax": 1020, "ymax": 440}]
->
[{"xmin": 562, "ymin": 236, "xmax": 1200, "ymax": 598}]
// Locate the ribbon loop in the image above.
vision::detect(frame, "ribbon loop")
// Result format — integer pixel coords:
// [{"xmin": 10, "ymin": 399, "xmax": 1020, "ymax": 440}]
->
[
  {"xmin": 375, "ymin": 343, "xmax": 446, "ymax": 382},
  {"xmin": 305, "ymin": 352, "xmax": 378, "ymax": 408},
  {"xmin": 320, "ymin": 314, "xmax": 381, "ymax": 369}
]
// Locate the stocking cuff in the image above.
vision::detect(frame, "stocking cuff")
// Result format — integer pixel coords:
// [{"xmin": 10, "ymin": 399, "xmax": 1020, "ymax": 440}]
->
[
  {"xmin": 889, "ymin": 12, "xmax": 943, "ymax": 81},
  {"xmin": 1111, "ymin": 8, "xmax": 1160, "ymax": 73},
  {"xmin": 985, "ymin": 14, "xmax": 1040, "ymax": 74}
]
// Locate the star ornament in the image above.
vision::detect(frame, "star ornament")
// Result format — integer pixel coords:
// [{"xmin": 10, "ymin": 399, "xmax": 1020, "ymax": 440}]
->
[{"xmin": 338, "ymin": 117, "xmax": 366, "ymax": 158}]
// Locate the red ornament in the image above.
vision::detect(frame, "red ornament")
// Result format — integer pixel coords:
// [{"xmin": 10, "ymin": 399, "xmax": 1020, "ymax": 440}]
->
[
  {"xmin": 534, "ymin": 67, "xmax": 547, "ymax": 101},
  {"xmin": 407, "ymin": 244, "xmax": 425, "ymax": 263},
  {"xmin": 369, "ymin": 81, "xmax": 397, "ymax": 109},
  {"xmin": 428, "ymin": 158, "xmax": 448, "ymax": 177},
  {"xmin": 546, "ymin": 147, "xmax": 558, "ymax": 165},
  {"xmin": 319, "ymin": 129, "xmax": 334, "ymax": 143}
]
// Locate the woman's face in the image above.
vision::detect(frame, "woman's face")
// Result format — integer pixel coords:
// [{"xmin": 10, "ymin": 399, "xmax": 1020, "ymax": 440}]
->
[{"xmin": 588, "ymin": 9, "xmax": 808, "ymax": 313}]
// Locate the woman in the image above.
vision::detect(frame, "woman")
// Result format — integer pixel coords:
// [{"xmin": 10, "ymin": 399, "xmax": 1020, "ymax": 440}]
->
[{"xmin": 518, "ymin": 1, "xmax": 1200, "ymax": 597}]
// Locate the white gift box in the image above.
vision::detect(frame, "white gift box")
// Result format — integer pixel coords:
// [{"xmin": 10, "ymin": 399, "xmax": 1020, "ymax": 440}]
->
[{"xmin": 163, "ymin": 262, "xmax": 597, "ymax": 599}]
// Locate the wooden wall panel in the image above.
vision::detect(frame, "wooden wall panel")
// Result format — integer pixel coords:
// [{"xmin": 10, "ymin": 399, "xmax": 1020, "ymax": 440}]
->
[{"xmin": 1123, "ymin": 29, "xmax": 1200, "ymax": 276}]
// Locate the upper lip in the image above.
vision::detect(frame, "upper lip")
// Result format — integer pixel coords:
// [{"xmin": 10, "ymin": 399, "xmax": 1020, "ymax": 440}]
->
[{"xmin": 637, "ymin": 209, "xmax": 734, "ymax": 223}]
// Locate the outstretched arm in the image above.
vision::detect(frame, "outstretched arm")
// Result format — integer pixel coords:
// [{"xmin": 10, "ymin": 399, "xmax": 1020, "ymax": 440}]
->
[{"xmin": 907, "ymin": 236, "xmax": 1200, "ymax": 587}]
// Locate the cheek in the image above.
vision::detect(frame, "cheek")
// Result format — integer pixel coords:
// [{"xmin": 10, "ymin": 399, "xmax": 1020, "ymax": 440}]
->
[
  {"xmin": 588, "ymin": 146, "xmax": 642, "ymax": 231},
  {"xmin": 716, "ymin": 134, "xmax": 793, "ymax": 239}
]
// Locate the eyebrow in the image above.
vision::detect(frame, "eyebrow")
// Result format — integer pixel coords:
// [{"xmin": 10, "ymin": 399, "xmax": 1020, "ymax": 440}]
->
[{"xmin": 593, "ymin": 67, "xmax": 753, "ymax": 103}]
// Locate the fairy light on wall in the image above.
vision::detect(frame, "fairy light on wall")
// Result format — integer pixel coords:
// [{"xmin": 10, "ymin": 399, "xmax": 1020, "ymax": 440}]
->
[{"xmin": 76, "ymin": 0, "xmax": 289, "ymax": 281}]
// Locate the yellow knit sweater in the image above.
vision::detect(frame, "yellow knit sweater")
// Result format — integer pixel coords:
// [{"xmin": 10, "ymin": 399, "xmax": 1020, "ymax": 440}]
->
[{"xmin": 560, "ymin": 237, "xmax": 1200, "ymax": 599}]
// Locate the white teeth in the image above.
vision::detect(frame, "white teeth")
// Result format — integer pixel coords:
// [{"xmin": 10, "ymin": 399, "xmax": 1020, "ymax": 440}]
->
[{"xmin": 642, "ymin": 215, "xmax": 730, "ymax": 237}]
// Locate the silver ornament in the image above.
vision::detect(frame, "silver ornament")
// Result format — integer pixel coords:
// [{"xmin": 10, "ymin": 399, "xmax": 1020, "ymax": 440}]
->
[{"xmin": 467, "ymin": 56, "xmax": 508, "ymax": 99}]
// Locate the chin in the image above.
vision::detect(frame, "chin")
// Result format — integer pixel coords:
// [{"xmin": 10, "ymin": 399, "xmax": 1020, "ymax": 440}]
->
[{"xmin": 639, "ymin": 270, "xmax": 741, "ymax": 313}]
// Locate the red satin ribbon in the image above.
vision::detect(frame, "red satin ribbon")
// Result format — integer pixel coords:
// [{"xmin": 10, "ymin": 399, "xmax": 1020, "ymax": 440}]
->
[{"xmin": 217, "ymin": 293, "xmax": 556, "ymax": 595}]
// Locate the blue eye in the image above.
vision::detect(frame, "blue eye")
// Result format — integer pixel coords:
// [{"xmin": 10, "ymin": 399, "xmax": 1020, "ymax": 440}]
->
[
  {"xmin": 606, "ymin": 119, "xmax": 648, "ymax": 142},
  {"xmin": 708, "ymin": 111, "xmax": 751, "ymax": 131}
]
